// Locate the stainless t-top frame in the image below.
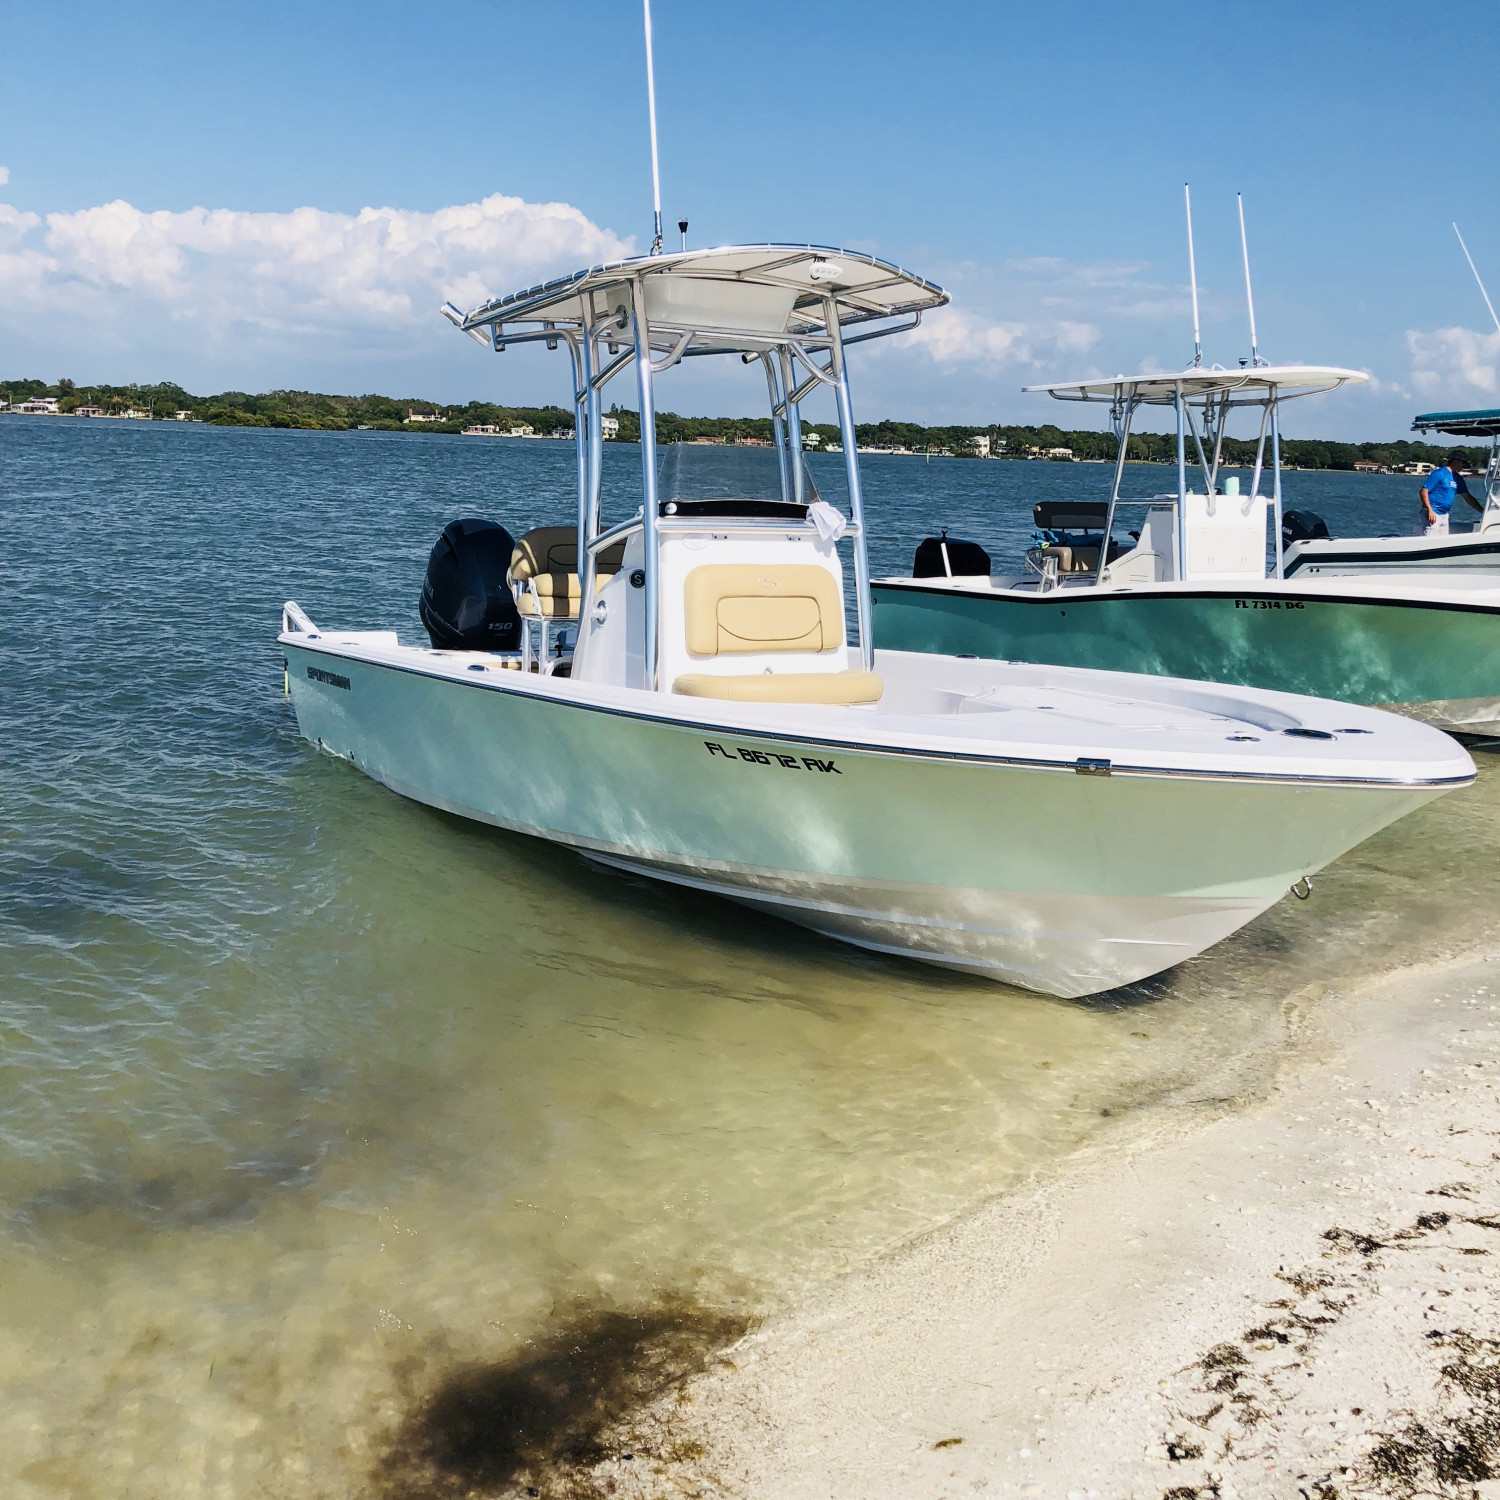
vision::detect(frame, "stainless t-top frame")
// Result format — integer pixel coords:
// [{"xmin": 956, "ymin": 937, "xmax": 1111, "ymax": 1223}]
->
[
  {"xmin": 442, "ymin": 245, "xmax": 948, "ymax": 688},
  {"xmin": 1026, "ymin": 366, "xmax": 1368, "ymax": 584}
]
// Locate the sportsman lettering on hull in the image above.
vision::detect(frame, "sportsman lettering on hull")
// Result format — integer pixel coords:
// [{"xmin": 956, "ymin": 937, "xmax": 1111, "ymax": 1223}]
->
[{"xmin": 704, "ymin": 741, "xmax": 841, "ymax": 774}]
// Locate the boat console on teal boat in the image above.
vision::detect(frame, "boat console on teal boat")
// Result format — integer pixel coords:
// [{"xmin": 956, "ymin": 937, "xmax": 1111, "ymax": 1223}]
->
[
  {"xmin": 872, "ymin": 366, "xmax": 1500, "ymax": 734},
  {"xmin": 279, "ymin": 249, "xmax": 1473, "ymax": 998}
]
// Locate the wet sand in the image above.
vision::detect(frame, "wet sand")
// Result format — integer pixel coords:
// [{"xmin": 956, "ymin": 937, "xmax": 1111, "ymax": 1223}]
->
[{"xmin": 577, "ymin": 951, "xmax": 1500, "ymax": 1500}]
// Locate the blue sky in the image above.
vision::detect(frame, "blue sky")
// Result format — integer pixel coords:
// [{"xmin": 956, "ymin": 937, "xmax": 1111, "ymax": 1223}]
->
[{"xmin": 2, "ymin": 0, "xmax": 1497, "ymax": 438}]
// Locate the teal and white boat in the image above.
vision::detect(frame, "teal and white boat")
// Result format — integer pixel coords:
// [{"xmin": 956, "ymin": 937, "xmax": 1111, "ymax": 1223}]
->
[
  {"xmin": 278, "ymin": 247, "xmax": 1473, "ymax": 998},
  {"xmin": 872, "ymin": 365, "xmax": 1500, "ymax": 734},
  {"xmin": 1282, "ymin": 406, "xmax": 1500, "ymax": 578}
]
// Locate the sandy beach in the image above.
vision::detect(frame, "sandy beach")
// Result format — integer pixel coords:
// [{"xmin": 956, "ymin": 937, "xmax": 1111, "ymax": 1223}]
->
[{"xmin": 554, "ymin": 950, "xmax": 1500, "ymax": 1500}]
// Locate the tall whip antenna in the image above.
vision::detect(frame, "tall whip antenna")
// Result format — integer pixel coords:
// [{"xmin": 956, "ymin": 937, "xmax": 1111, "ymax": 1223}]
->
[
  {"xmin": 1237, "ymin": 193, "xmax": 1261, "ymax": 365},
  {"xmin": 643, "ymin": 0, "xmax": 663, "ymax": 255},
  {"xmin": 1454, "ymin": 222, "xmax": 1500, "ymax": 335},
  {"xmin": 1184, "ymin": 183, "xmax": 1202, "ymax": 367}
]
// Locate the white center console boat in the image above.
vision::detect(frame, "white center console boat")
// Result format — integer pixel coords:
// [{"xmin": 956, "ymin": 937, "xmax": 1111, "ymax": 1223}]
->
[
  {"xmin": 872, "ymin": 366, "xmax": 1500, "ymax": 732},
  {"xmin": 1282, "ymin": 406, "xmax": 1500, "ymax": 578},
  {"xmin": 279, "ymin": 246, "xmax": 1474, "ymax": 998}
]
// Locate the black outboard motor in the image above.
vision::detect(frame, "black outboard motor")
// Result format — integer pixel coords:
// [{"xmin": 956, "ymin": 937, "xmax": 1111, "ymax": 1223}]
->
[
  {"xmin": 419, "ymin": 517, "xmax": 523, "ymax": 651},
  {"xmin": 913, "ymin": 530, "xmax": 991, "ymax": 578},
  {"xmin": 1281, "ymin": 509, "xmax": 1330, "ymax": 547}
]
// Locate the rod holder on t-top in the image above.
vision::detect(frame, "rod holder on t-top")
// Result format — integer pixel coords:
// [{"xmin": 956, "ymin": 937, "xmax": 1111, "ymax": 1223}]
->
[{"xmin": 643, "ymin": 0, "xmax": 664, "ymax": 255}]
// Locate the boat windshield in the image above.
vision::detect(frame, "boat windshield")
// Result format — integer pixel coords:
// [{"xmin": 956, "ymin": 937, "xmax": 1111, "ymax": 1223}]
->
[{"xmin": 656, "ymin": 442, "xmax": 821, "ymax": 509}]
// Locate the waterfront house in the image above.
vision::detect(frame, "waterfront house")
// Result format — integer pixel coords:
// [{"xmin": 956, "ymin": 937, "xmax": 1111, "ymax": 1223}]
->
[
  {"xmin": 16, "ymin": 397, "xmax": 60, "ymax": 414},
  {"xmin": 601, "ymin": 415, "xmax": 620, "ymax": 439},
  {"xmin": 405, "ymin": 409, "xmax": 442, "ymax": 423},
  {"xmin": 969, "ymin": 434, "xmax": 991, "ymax": 458},
  {"xmin": 74, "ymin": 404, "xmax": 103, "ymax": 417}
]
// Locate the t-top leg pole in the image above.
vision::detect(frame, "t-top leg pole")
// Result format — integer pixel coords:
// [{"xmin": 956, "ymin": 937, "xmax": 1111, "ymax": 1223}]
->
[
  {"xmin": 826, "ymin": 306, "xmax": 872, "ymax": 672},
  {"xmin": 1270, "ymin": 388, "xmax": 1285, "ymax": 580},
  {"xmin": 630, "ymin": 278, "xmax": 661, "ymax": 688},
  {"xmin": 1175, "ymin": 381, "xmax": 1187, "ymax": 581},
  {"xmin": 571, "ymin": 335, "xmax": 594, "ymax": 619}
]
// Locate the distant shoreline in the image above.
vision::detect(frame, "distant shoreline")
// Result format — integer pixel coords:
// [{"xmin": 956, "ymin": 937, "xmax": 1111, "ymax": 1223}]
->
[{"xmin": 0, "ymin": 382, "xmax": 1473, "ymax": 474}]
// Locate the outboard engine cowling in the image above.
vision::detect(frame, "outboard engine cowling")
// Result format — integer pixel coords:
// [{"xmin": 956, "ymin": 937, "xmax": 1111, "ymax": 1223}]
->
[
  {"xmin": 419, "ymin": 517, "xmax": 523, "ymax": 651},
  {"xmin": 1282, "ymin": 509, "xmax": 1330, "ymax": 546},
  {"xmin": 913, "ymin": 532, "xmax": 991, "ymax": 578}
]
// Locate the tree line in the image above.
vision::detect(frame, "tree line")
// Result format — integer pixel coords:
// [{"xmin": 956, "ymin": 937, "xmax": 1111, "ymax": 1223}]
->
[{"xmin": 2, "ymin": 378, "xmax": 1484, "ymax": 469}]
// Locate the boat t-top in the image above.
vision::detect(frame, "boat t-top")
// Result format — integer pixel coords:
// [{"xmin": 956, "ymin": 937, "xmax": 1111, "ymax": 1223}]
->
[
  {"xmin": 279, "ymin": 243, "xmax": 1473, "ymax": 998},
  {"xmin": 871, "ymin": 360, "xmax": 1500, "ymax": 733}
]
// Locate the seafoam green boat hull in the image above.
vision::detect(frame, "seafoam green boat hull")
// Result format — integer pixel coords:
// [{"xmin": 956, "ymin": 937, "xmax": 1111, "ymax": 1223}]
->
[
  {"xmin": 281, "ymin": 639, "xmax": 1447, "ymax": 996},
  {"xmin": 871, "ymin": 583, "xmax": 1500, "ymax": 733}
]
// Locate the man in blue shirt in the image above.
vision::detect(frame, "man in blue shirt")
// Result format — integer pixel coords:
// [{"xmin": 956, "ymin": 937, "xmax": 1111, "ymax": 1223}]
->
[{"xmin": 1420, "ymin": 450, "xmax": 1481, "ymax": 535}]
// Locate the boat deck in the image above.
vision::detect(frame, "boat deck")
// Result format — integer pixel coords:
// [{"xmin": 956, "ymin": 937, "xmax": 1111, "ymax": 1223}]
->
[{"xmin": 282, "ymin": 630, "xmax": 1472, "ymax": 788}]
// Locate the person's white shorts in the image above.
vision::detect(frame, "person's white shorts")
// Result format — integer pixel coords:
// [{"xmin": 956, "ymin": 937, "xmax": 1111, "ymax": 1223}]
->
[{"xmin": 1426, "ymin": 513, "xmax": 1450, "ymax": 536}]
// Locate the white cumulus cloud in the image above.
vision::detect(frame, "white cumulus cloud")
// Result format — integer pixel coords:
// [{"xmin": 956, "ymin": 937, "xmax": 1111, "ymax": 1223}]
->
[
  {"xmin": 884, "ymin": 254, "xmax": 1196, "ymax": 382},
  {"xmin": 1407, "ymin": 324, "xmax": 1500, "ymax": 399},
  {"xmin": 904, "ymin": 307, "xmax": 1099, "ymax": 370},
  {"xmin": 0, "ymin": 191, "xmax": 631, "ymax": 386}
]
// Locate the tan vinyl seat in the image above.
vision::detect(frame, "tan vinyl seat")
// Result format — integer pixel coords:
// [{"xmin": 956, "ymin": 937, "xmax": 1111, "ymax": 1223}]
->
[
  {"xmin": 675, "ymin": 563, "xmax": 882, "ymax": 704},
  {"xmin": 1027, "ymin": 541, "xmax": 1128, "ymax": 575},
  {"xmin": 673, "ymin": 671, "xmax": 883, "ymax": 704},
  {"xmin": 683, "ymin": 564, "xmax": 843, "ymax": 655},
  {"xmin": 511, "ymin": 526, "xmax": 626, "ymax": 617}
]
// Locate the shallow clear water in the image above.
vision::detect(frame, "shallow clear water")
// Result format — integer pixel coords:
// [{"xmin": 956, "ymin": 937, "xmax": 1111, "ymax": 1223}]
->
[{"xmin": 2, "ymin": 419, "xmax": 1495, "ymax": 1495}]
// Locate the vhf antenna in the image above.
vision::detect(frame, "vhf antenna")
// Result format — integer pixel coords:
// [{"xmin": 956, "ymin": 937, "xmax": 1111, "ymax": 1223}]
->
[
  {"xmin": 643, "ymin": 0, "xmax": 663, "ymax": 255},
  {"xmin": 1237, "ymin": 193, "xmax": 1262, "ymax": 366},
  {"xmin": 1184, "ymin": 183, "xmax": 1203, "ymax": 367},
  {"xmin": 1453, "ymin": 222, "xmax": 1500, "ymax": 336}
]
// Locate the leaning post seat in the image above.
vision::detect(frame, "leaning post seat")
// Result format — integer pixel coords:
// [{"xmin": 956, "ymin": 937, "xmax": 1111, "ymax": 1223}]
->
[
  {"xmin": 1024, "ymin": 542, "xmax": 1126, "ymax": 574},
  {"xmin": 671, "ymin": 562, "xmax": 883, "ymax": 705},
  {"xmin": 510, "ymin": 526, "xmax": 627, "ymax": 618}
]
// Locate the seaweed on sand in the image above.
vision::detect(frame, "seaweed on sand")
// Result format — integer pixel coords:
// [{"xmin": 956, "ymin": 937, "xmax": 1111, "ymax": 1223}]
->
[{"xmin": 373, "ymin": 1296, "xmax": 751, "ymax": 1499}]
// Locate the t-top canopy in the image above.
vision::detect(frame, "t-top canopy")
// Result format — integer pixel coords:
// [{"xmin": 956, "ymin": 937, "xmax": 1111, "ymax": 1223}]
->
[
  {"xmin": 1412, "ymin": 408, "xmax": 1500, "ymax": 438},
  {"xmin": 1025, "ymin": 364, "xmax": 1368, "ymax": 406},
  {"xmin": 444, "ymin": 244, "xmax": 948, "ymax": 353}
]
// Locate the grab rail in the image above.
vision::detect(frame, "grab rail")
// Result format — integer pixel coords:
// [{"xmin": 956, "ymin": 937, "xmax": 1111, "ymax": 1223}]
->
[
  {"xmin": 587, "ymin": 516, "xmax": 644, "ymax": 557},
  {"xmin": 282, "ymin": 601, "xmax": 317, "ymax": 634}
]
